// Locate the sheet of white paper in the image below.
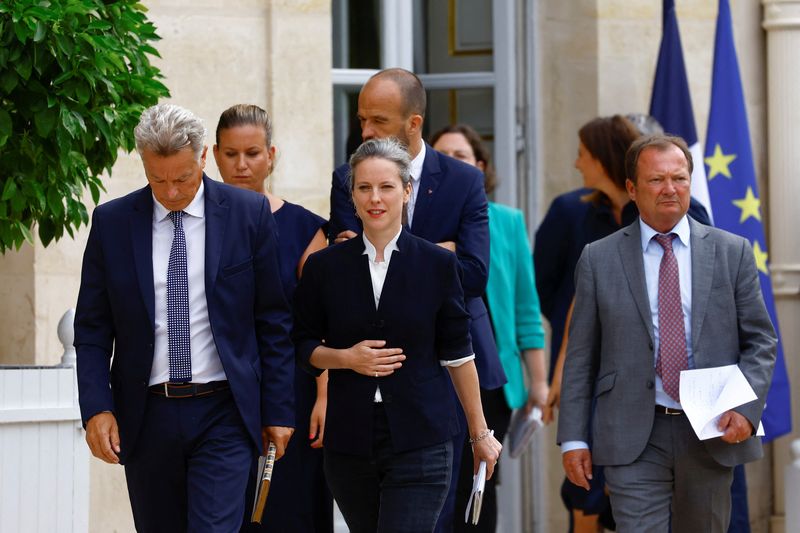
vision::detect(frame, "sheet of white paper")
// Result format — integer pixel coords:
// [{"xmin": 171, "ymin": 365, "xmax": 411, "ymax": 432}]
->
[
  {"xmin": 464, "ymin": 460, "xmax": 487, "ymax": 524},
  {"xmin": 679, "ymin": 365, "xmax": 760, "ymax": 440},
  {"xmin": 507, "ymin": 406, "xmax": 543, "ymax": 458}
]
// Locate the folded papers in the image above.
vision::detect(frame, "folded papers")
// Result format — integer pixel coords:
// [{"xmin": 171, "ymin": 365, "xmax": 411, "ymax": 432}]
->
[
  {"xmin": 679, "ymin": 365, "xmax": 764, "ymax": 440},
  {"xmin": 464, "ymin": 460, "xmax": 486, "ymax": 525},
  {"xmin": 507, "ymin": 406, "xmax": 543, "ymax": 458}
]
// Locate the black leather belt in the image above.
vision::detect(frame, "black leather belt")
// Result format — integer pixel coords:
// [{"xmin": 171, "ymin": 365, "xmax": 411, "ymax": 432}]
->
[
  {"xmin": 655, "ymin": 405, "xmax": 683, "ymax": 415},
  {"xmin": 149, "ymin": 381, "xmax": 229, "ymax": 398}
]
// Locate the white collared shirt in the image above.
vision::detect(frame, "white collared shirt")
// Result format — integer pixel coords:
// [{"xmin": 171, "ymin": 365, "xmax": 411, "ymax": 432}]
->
[
  {"xmin": 149, "ymin": 181, "xmax": 225, "ymax": 385},
  {"xmin": 362, "ymin": 229, "xmax": 401, "ymax": 310},
  {"xmin": 405, "ymin": 143, "xmax": 426, "ymax": 227},
  {"xmin": 361, "ymin": 228, "xmax": 474, "ymax": 402}
]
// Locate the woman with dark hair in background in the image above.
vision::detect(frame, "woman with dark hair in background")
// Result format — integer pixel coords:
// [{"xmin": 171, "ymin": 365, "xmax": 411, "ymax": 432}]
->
[
  {"xmin": 534, "ymin": 114, "xmax": 711, "ymax": 532},
  {"xmin": 431, "ymin": 124, "xmax": 549, "ymax": 533},
  {"xmin": 214, "ymin": 104, "xmax": 332, "ymax": 533}
]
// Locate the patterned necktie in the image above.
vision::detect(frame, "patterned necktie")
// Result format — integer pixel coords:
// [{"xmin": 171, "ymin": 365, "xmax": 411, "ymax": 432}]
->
[
  {"xmin": 654, "ymin": 233, "xmax": 687, "ymax": 402},
  {"xmin": 167, "ymin": 211, "xmax": 191, "ymax": 382},
  {"xmin": 406, "ymin": 177, "xmax": 416, "ymax": 227}
]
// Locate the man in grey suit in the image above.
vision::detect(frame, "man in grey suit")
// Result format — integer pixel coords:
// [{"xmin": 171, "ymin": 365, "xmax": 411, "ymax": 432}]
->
[{"xmin": 557, "ymin": 134, "xmax": 777, "ymax": 532}]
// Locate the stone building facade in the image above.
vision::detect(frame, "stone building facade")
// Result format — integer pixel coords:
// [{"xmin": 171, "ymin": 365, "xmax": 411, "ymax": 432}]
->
[{"xmin": 0, "ymin": 1, "xmax": 796, "ymax": 531}]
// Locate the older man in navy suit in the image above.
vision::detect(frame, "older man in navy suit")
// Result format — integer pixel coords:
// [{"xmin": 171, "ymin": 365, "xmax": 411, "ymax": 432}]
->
[
  {"xmin": 75, "ymin": 104, "xmax": 294, "ymax": 532},
  {"xmin": 328, "ymin": 68, "xmax": 506, "ymax": 531}
]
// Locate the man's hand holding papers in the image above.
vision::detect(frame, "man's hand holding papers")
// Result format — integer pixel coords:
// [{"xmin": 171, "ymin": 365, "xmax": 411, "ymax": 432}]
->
[{"xmin": 679, "ymin": 364, "xmax": 765, "ymax": 441}]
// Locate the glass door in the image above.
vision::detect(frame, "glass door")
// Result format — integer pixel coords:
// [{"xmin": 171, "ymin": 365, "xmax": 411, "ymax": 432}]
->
[{"xmin": 331, "ymin": 0, "xmax": 520, "ymax": 207}]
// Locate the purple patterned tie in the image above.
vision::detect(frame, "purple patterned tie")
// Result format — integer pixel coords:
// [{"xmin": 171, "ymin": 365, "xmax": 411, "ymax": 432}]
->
[
  {"xmin": 654, "ymin": 233, "xmax": 687, "ymax": 402},
  {"xmin": 167, "ymin": 211, "xmax": 191, "ymax": 382}
]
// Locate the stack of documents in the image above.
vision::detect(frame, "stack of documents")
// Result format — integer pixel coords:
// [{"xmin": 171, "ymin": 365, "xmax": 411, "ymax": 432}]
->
[
  {"xmin": 464, "ymin": 461, "xmax": 487, "ymax": 525},
  {"xmin": 679, "ymin": 365, "xmax": 764, "ymax": 440},
  {"xmin": 507, "ymin": 406, "xmax": 543, "ymax": 458}
]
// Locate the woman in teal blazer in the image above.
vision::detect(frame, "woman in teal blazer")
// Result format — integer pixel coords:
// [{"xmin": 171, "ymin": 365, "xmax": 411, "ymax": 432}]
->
[
  {"xmin": 485, "ymin": 202, "xmax": 548, "ymax": 408},
  {"xmin": 431, "ymin": 124, "xmax": 549, "ymax": 533}
]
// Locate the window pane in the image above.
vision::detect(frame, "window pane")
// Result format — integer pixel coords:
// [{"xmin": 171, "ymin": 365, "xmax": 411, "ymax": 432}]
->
[
  {"xmin": 425, "ymin": 87, "xmax": 494, "ymax": 145},
  {"xmin": 332, "ymin": 86, "xmax": 361, "ymax": 167},
  {"xmin": 332, "ymin": 0, "xmax": 382, "ymax": 69},
  {"xmin": 414, "ymin": 0, "xmax": 493, "ymax": 74},
  {"xmin": 425, "ymin": 87, "xmax": 495, "ymax": 197}
]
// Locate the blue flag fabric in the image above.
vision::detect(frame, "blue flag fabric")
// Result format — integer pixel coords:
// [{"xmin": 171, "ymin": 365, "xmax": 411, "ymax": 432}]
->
[
  {"xmin": 650, "ymin": 0, "xmax": 713, "ymax": 218},
  {"xmin": 650, "ymin": 0, "xmax": 698, "ymax": 145},
  {"xmin": 704, "ymin": 0, "xmax": 792, "ymax": 442}
]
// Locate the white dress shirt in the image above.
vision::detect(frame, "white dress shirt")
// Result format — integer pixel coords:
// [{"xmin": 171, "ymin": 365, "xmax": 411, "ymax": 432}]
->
[
  {"xmin": 361, "ymin": 228, "xmax": 474, "ymax": 402},
  {"xmin": 405, "ymin": 143, "xmax": 426, "ymax": 227},
  {"xmin": 562, "ymin": 215, "xmax": 694, "ymax": 454},
  {"xmin": 149, "ymin": 181, "xmax": 226, "ymax": 385}
]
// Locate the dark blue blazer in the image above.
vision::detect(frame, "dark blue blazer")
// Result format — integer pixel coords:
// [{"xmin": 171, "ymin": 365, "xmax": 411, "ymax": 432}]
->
[
  {"xmin": 328, "ymin": 144, "xmax": 506, "ymax": 390},
  {"xmin": 293, "ymin": 230, "xmax": 471, "ymax": 456},
  {"xmin": 74, "ymin": 176, "xmax": 294, "ymax": 462}
]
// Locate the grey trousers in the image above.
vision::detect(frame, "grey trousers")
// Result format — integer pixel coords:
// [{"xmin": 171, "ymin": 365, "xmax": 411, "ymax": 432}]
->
[{"xmin": 604, "ymin": 411, "xmax": 734, "ymax": 533}]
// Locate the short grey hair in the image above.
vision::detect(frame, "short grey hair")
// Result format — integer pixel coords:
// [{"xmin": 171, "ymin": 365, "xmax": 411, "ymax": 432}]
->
[
  {"xmin": 347, "ymin": 138, "xmax": 412, "ymax": 191},
  {"xmin": 134, "ymin": 103, "xmax": 207, "ymax": 160}
]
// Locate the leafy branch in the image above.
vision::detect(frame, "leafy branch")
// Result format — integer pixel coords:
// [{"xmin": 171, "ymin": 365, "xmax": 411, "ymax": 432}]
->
[{"xmin": 0, "ymin": 0, "xmax": 170, "ymax": 251}]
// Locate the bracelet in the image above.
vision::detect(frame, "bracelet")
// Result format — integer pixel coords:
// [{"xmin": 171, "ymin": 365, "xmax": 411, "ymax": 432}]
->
[{"xmin": 469, "ymin": 429, "xmax": 493, "ymax": 444}]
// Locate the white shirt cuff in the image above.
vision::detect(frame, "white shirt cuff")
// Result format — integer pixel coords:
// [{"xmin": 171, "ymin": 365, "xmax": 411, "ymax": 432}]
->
[
  {"xmin": 440, "ymin": 354, "xmax": 476, "ymax": 367},
  {"xmin": 561, "ymin": 441, "xmax": 589, "ymax": 454}
]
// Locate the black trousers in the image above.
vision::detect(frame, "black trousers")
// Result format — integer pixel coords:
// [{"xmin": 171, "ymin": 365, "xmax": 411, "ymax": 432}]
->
[{"xmin": 324, "ymin": 403, "xmax": 453, "ymax": 533}]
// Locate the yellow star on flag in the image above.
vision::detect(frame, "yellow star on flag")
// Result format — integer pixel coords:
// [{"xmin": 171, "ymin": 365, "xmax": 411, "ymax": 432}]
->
[
  {"xmin": 752, "ymin": 240, "xmax": 769, "ymax": 275},
  {"xmin": 732, "ymin": 187, "xmax": 762, "ymax": 223},
  {"xmin": 705, "ymin": 144, "xmax": 737, "ymax": 180}
]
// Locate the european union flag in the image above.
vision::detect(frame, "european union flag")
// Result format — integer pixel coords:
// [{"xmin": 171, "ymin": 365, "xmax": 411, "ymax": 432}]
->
[
  {"xmin": 650, "ymin": 0, "xmax": 712, "ymax": 217},
  {"xmin": 704, "ymin": 0, "xmax": 792, "ymax": 441}
]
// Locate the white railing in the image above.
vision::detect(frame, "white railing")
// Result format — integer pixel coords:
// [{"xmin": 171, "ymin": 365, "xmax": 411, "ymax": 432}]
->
[
  {"xmin": 0, "ymin": 309, "xmax": 89, "ymax": 533},
  {"xmin": 787, "ymin": 439, "xmax": 800, "ymax": 532}
]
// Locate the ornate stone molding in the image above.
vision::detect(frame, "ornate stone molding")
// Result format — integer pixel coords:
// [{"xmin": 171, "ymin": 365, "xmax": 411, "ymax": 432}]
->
[
  {"xmin": 770, "ymin": 264, "xmax": 800, "ymax": 297},
  {"xmin": 763, "ymin": 0, "xmax": 800, "ymax": 288},
  {"xmin": 763, "ymin": 0, "xmax": 800, "ymax": 30}
]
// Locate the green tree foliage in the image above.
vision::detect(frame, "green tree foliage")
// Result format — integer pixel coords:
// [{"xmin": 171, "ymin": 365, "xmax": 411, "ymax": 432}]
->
[{"xmin": 0, "ymin": 0, "xmax": 169, "ymax": 251}]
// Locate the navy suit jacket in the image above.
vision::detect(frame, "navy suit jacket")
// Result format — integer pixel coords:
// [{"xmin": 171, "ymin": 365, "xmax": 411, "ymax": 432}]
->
[
  {"xmin": 293, "ymin": 230, "xmax": 471, "ymax": 455},
  {"xmin": 328, "ymin": 144, "xmax": 506, "ymax": 390},
  {"xmin": 74, "ymin": 175, "xmax": 294, "ymax": 462}
]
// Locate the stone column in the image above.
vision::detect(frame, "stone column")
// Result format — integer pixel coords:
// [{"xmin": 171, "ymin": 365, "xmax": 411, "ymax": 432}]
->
[
  {"xmin": 762, "ymin": 2, "xmax": 800, "ymax": 532},
  {"xmin": 266, "ymin": 0, "xmax": 333, "ymax": 218}
]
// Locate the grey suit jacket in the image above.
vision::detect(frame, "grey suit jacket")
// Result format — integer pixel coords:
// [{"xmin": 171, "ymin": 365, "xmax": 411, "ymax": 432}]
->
[{"xmin": 557, "ymin": 217, "xmax": 777, "ymax": 467}]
